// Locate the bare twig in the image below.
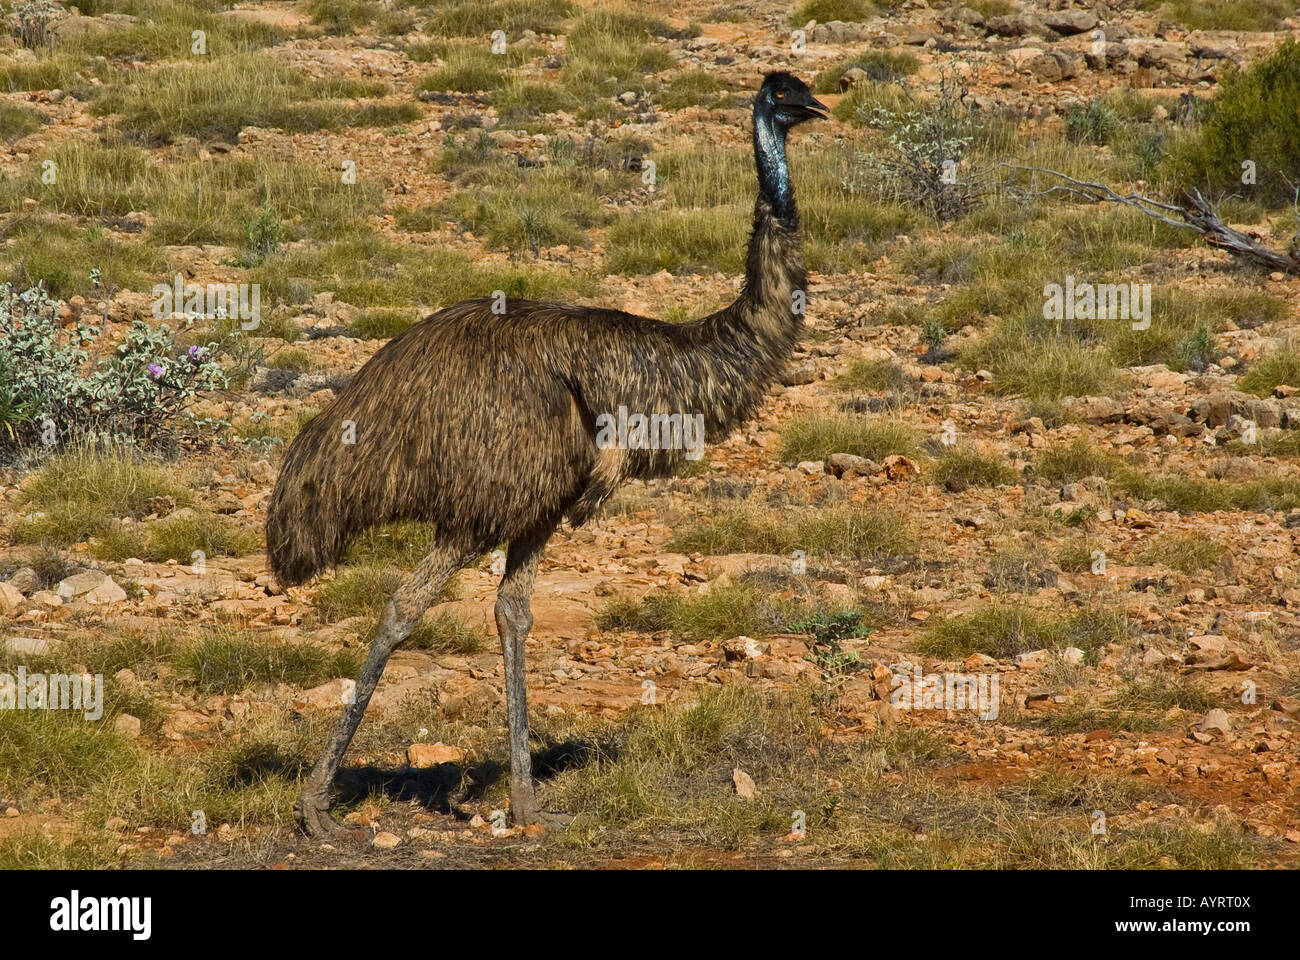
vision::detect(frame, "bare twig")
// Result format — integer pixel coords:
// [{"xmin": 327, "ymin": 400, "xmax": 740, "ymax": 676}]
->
[{"xmin": 998, "ymin": 164, "xmax": 1300, "ymax": 275}]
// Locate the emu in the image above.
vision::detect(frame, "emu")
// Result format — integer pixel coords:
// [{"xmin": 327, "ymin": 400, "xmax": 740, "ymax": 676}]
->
[{"xmin": 266, "ymin": 72, "xmax": 827, "ymax": 836}]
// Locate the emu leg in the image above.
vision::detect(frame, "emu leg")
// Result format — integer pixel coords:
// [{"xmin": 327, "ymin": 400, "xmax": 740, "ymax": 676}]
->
[
  {"xmin": 295, "ymin": 545, "xmax": 469, "ymax": 837},
  {"xmin": 496, "ymin": 530, "xmax": 569, "ymax": 829}
]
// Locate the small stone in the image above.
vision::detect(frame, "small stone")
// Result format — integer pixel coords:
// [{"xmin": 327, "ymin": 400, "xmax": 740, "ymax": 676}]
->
[
  {"xmin": 1017, "ymin": 649, "xmax": 1050, "ymax": 669},
  {"xmin": 371, "ymin": 831, "xmax": 401, "ymax": 849},
  {"xmin": 83, "ymin": 577, "xmax": 128, "ymax": 604},
  {"xmin": 114, "ymin": 714, "xmax": 142, "ymax": 738},
  {"xmin": 1198, "ymin": 708, "xmax": 1231, "ymax": 738},
  {"xmin": 0, "ymin": 581, "xmax": 24, "ymax": 614},
  {"xmin": 55, "ymin": 569, "xmax": 109, "ymax": 600},
  {"xmin": 881, "ymin": 454, "xmax": 921, "ymax": 481},
  {"xmin": 407, "ymin": 742, "xmax": 466, "ymax": 768},
  {"xmin": 825, "ymin": 453, "xmax": 881, "ymax": 479},
  {"xmin": 1061, "ymin": 646, "xmax": 1085, "ymax": 666},
  {"xmin": 5, "ymin": 567, "xmax": 38, "ymax": 595},
  {"xmin": 3, "ymin": 636, "xmax": 49, "ymax": 656},
  {"xmin": 722, "ymin": 636, "xmax": 769, "ymax": 661},
  {"xmin": 732, "ymin": 767, "xmax": 757, "ymax": 800}
]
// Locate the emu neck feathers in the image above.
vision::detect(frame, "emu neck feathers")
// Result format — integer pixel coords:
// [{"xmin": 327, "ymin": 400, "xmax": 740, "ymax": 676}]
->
[{"xmin": 753, "ymin": 107, "xmax": 794, "ymax": 224}]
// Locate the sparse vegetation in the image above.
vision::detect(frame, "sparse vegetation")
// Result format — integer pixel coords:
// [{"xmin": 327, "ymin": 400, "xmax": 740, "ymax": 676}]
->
[
  {"xmin": 0, "ymin": 0, "xmax": 1293, "ymax": 873},
  {"xmin": 780, "ymin": 414, "xmax": 920, "ymax": 463}
]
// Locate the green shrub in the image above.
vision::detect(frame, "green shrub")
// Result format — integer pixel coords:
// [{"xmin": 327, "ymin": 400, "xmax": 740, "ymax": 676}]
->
[{"xmin": 1169, "ymin": 39, "xmax": 1300, "ymax": 206}]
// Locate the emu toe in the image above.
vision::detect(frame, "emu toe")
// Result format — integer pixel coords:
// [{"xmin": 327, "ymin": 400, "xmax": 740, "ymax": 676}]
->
[{"xmin": 294, "ymin": 792, "xmax": 346, "ymax": 838}]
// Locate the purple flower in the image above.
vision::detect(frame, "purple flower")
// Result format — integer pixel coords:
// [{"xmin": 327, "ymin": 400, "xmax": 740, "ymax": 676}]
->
[
  {"xmin": 147, "ymin": 363, "xmax": 164, "ymax": 379},
  {"xmin": 188, "ymin": 345, "xmax": 206, "ymax": 361}
]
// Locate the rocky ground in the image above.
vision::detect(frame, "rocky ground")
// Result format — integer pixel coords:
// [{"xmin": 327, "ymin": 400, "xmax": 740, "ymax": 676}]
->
[{"xmin": 1, "ymin": 0, "xmax": 1298, "ymax": 868}]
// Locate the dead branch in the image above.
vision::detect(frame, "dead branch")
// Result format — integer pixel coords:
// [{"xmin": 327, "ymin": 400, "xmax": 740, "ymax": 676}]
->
[{"xmin": 999, "ymin": 163, "xmax": 1300, "ymax": 275}]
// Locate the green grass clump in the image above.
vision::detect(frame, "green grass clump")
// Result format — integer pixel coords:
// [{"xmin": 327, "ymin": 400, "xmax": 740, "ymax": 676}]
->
[
  {"xmin": 424, "ymin": 0, "xmax": 576, "ymax": 38},
  {"xmin": 791, "ymin": 0, "xmax": 877, "ymax": 25},
  {"xmin": 314, "ymin": 562, "xmax": 459, "ymax": 622},
  {"xmin": 596, "ymin": 583, "xmax": 804, "ymax": 641},
  {"xmin": 0, "ymin": 102, "xmax": 42, "ymax": 141},
  {"xmin": 1144, "ymin": 0, "xmax": 1292, "ymax": 31},
  {"xmin": 179, "ymin": 629, "xmax": 363, "ymax": 694},
  {"xmin": 963, "ymin": 333, "xmax": 1121, "ymax": 404},
  {"xmin": 436, "ymin": 169, "xmax": 606, "ymax": 251},
  {"xmin": 667, "ymin": 503, "xmax": 913, "ymax": 559},
  {"xmin": 14, "ymin": 450, "xmax": 192, "ymax": 546},
  {"xmin": 249, "ymin": 232, "xmax": 596, "ymax": 310},
  {"xmin": 780, "ymin": 414, "xmax": 920, "ymax": 463},
  {"xmin": 1035, "ymin": 438, "xmax": 1117, "ymax": 484},
  {"xmin": 417, "ymin": 41, "xmax": 536, "ymax": 93},
  {"xmin": 918, "ymin": 603, "xmax": 1127, "ymax": 660},
  {"xmin": 307, "ymin": 0, "xmax": 416, "ymax": 35},
  {"xmin": 406, "ymin": 611, "xmax": 487, "ymax": 654},
  {"xmin": 0, "ymin": 709, "xmax": 142, "ymax": 797},
  {"xmin": 0, "ymin": 830, "xmax": 125, "ymax": 869},
  {"xmin": 94, "ymin": 55, "xmax": 412, "ymax": 143},
  {"xmin": 1139, "ymin": 534, "xmax": 1226, "ymax": 574},
  {"xmin": 349, "ymin": 308, "xmax": 420, "ymax": 340},
  {"xmin": 0, "ymin": 219, "xmax": 167, "ymax": 299},
  {"xmin": 1064, "ymin": 99, "xmax": 1119, "ymax": 146},
  {"xmin": 835, "ymin": 358, "xmax": 911, "ymax": 394},
  {"xmin": 605, "ymin": 207, "xmax": 746, "ymax": 275},
  {"xmin": 1054, "ymin": 537, "xmax": 1108, "ymax": 573},
  {"xmin": 657, "ymin": 69, "xmax": 729, "ymax": 109},
  {"xmin": 1046, "ymin": 673, "xmax": 1218, "ymax": 734},
  {"xmin": 930, "ymin": 446, "xmax": 1017, "ymax": 491},
  {"xmin": 340, "ymin": 521, "xmax": 440, "ymax": 568},
  {"xmin": 0, "ymin": 142, "xmax": 381, "ymax": 247},
  {"xmin": 815, "ymin": 50, "xmax": 919, "ymax": 92},
  {"xmin": 1239, "ymin": 340, "xmax": 1300, "ymax": 396},
  {"xmin": 0, "ymin": 52, "xmax": 114, "ymax": 94},
  {"xmin": 93, "ymin": 512, "xmax": 262, "ymax": 563}
]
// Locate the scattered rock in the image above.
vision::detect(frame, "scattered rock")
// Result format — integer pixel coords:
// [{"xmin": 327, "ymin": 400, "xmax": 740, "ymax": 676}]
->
[
  {"xmin": 722, "ymin": 636, "xmax": 769, "ymax": 661},
  {"xmin": 825, "ymin": 453, "xmax": 881, "ymax": 479},
  {"xmin": 1044, "ymin": 10, "xmax": 1098, "ymax": 36},
  {"xmin": 3, "ymin": 636, "xmax": 50, "ymax": 656},
  {"xmin": 5, "ymin": 567, "xmax": 39, "ymax": 595},
  {"xmin": 0, "ymin": 581, "xmax": 25, "ymax": 614},
  {"xmin": 1198, "ymin": 708, "xmax": 1232, "ymax": 739},
  {"xmin": 407, "ymin": 742, "xmax": 466, "ymax": 768},
  {"xmin": 732, "ymin": 767, "xmax": 757, "ymax": 800},
  {"xmin": 56, "ymin": 570, "xmax": 126, "ymax": 604}
]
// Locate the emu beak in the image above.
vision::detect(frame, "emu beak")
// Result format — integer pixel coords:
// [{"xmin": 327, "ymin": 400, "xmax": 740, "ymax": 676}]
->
[{"xmin": 803, "ymin": 96, "xmax": 830, "ymax": 121}]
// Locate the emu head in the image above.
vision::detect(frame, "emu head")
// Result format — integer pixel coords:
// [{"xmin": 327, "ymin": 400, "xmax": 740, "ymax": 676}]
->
[{"xmin": 756, "ymin": 72, "xmax": 828, "ymax": 131}]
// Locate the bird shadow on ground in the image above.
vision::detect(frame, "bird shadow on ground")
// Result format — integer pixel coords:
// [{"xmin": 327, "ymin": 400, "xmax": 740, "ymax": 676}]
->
[{"xmin": 332, "ymin": 738, "xmax": 608, "ymax": 817}]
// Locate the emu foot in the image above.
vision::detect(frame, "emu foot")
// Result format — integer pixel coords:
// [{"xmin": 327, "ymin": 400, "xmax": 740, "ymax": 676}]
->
[
  {"xmin": 511, "ymin": 801, "xmax": 573, "ymax": 831},
  {"xmin": 294, "ymin": 790, "xmax": 345, "ymax": 838}
]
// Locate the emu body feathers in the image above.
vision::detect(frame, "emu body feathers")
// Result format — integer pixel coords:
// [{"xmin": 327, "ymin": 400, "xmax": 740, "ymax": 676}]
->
[{"xmin": 266, "ymin": 198, "xmax": 805, "ymax": 586}]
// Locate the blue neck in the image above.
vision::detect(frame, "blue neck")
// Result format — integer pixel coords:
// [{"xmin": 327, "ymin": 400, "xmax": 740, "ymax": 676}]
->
[{"xmin": 753, "ymin": 106, "xmax": 794, "ymax": 224}]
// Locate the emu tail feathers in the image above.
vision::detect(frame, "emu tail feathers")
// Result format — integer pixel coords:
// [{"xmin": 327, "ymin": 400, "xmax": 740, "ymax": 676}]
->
[{"xmin": 265, "ymin": 426, "xmax": 346, "ymax": 587}]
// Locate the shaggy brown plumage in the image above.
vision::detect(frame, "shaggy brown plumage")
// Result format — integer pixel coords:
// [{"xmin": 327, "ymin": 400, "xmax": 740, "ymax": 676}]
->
[
  {"xmin": 268, "ymin": 71, "xmax": 828, "ymax": 835},
  {"xmin": 266, "ymin": 208, "xmax": 804, "ymax": 582}
]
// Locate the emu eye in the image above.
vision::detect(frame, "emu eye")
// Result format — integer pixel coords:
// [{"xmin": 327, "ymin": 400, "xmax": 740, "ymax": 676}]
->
[{"xmin": 775, "ymin": 90, "xmax": 786, "ymax": 99}]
